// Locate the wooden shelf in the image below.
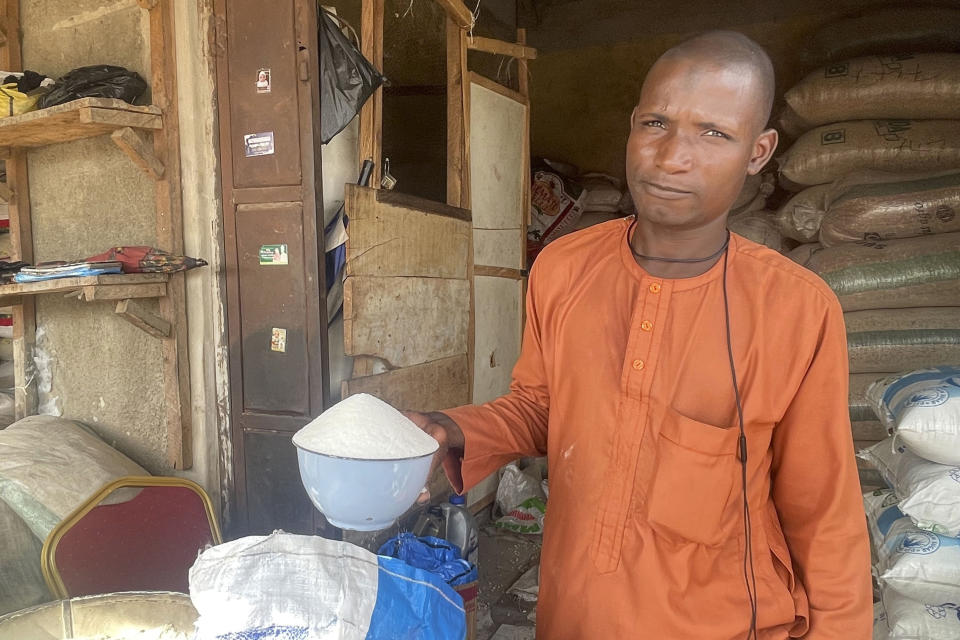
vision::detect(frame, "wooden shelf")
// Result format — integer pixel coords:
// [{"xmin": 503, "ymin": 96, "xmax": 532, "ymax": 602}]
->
[
  {"xmin": 0, "ymin": 98, "xmax": 162, "ymax": 149},
  {"xmin": 0, "ymin": 273, "xmax": 168, "ymax": 306}
]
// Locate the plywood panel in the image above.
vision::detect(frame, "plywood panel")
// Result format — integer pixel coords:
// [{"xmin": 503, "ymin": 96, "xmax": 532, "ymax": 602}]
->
[
  {"xmin": 469, "ymin": 82, "xmax": 526, "ymax": 270},
  {"xmin": 473, "ymin": 276, "xmax": 523, "ymax": 404},
  {"xmin": 344, "ymin": 276, "xmax": 469, "ymax": 368},
  {"xmin": 345, "ymin": 185, "xmax": 471, "ymax": 279},
  {"xmin": 342, "ymin": 355, "xmax": 469, "ymax": 411}
]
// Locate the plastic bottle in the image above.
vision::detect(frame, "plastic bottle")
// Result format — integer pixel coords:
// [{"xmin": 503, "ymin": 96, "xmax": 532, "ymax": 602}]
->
[{"xmin": 440, "ymin": 495, "xmax": 479, "ymax": 567}]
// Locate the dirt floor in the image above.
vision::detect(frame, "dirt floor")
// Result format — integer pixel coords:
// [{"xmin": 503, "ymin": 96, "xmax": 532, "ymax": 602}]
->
[{"xmin": 474, "ymin": 508, "xmax": 542, "ymax": 640}]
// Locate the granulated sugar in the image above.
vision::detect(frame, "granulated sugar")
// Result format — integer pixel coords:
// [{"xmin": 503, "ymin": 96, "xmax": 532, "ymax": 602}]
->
[{"xmin": 293, "ymin": 393, "xmax": 439, "ymax": 460}]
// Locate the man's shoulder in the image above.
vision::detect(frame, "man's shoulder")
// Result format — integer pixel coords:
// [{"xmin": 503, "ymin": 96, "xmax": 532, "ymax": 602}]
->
[
  {"xmin": 534, "ymin": 218, "xmax": 628, "ymax": 270},
  {"xmin": 732, "ymin": 233, "xmax": 839, "ymax": 310}
]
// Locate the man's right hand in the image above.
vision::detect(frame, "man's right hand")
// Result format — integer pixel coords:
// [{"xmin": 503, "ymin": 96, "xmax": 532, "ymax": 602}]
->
[{"xmin": 403, "ymin": 411, "xmax": 465, "ymax": 504}]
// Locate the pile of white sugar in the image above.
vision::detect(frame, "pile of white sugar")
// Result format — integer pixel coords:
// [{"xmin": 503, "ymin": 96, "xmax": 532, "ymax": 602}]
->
[{"xmin": 292, "ymin": 393, "xmax": 439, "ymax": 460}]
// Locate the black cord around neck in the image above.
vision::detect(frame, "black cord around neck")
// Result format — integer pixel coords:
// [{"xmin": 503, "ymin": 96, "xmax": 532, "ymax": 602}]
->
[{"xmin": 627, "ymin": 217, "xmax": 730, "ymax": 264}]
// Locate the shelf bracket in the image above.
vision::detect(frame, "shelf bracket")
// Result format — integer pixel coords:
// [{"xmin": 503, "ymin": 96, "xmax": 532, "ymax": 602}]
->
[
  {"xmin": 115, "ymin": 299, "xmax": 171, "ymax": 339},
  {"xmin": 0, "ymin": 182, "xmax": 11, "ymax": 202},
  {"xmin": 111, "ymin": 127, "xmax": 165, "ymax": 180}
]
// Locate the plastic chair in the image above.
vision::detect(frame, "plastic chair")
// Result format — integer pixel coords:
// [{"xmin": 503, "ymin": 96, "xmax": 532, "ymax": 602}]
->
[{"xmin": 40, "ymin": 476, "xmax": 222, "ymax": 598}]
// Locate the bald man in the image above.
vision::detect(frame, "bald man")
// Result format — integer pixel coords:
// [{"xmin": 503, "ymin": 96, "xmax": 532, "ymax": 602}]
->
[{"xmin": 408, "ymin": 31, "xmax": 871, "ymax": 639}]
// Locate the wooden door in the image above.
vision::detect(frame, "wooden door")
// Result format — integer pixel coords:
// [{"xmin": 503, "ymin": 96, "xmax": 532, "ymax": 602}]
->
[{"xmin": 214, "ymin": 0, "xmax": 329, "ymax": 537}]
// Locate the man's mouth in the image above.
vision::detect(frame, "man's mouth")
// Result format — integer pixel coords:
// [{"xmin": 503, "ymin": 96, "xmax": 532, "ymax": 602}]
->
[{"xmin": 641, "ymin": 180, "xmax": 693, "ymax": 199}]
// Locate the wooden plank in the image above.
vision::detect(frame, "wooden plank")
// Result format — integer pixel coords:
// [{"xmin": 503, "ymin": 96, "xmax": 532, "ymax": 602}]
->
[
  {"xmin": 474, "ymin": 265, "xmax": 524, "ymax": 279},
  {"xmin": 151, "ymin": 0, "xmax": 192, "ymax": 469},
  {"xmin": 232, "ymin": 185, "xmax": 303, "ymax": 205},
  {"xmin": 115, "ymin": 299, "xmax": 172, "ymax": 338},
  {"xmin": 343, "ymin": 276, "xmax": 470, "ymax": 368},
  {"xmin": 80, "ymin": 107, "xmax": 165, "ymax": 130},
  {"xmin": 359, "ymin": 0, "xmax": 384, "ymax": 186},
  {"xmin": 375, "ymin": 188, "xmax": 471, "ymax": 222},
  {"xmin": 517, "ymin": 29, "xmax": 529, "ymax": 98},
  {"xmin": 446, "ymin": 17, "xmax": 465, "ymax": 208},
  {"xmin": 467, "ymin": 36, "xmax": 537, "ymax": 60},
  {"xmin": 345, "ymin": 185, "xmax": 470, "ymax": 279},
  {"xmin": 473, "ymin": 276, "xmax": 523, "ymax": 404},
  {"xmin": 469, "ymin": 79, "xmax": 527, "ymax": 270},
  {"xmin": 0, "ymin": 273, "xmax": 168, "ymax": 297},
  {"xmin": 81, "ymin": 283, "xmax": 168, "ymax": 301},
  {"xmin": 433, "ymin": 0, "xmax": 473, "ymax": 28},
  {"xmin": 111, "ymin": 127, "xmax": 165, "ymax": 179},
  {"xmin": 469, "ymin": 71, "xmax": 527, "ymax": 106},
  {"xmin": 0, "ymin": 98, "xmax": 162, "ymax": 148},
  {"xmin": 342, "ymin": 355, "xmax": 469, "ymax": 412}
]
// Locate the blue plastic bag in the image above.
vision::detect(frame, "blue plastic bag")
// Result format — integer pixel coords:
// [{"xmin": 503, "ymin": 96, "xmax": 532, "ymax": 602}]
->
[{"xmin": 379, "ymin": 532, "xmax": 478, "ymax": 587}]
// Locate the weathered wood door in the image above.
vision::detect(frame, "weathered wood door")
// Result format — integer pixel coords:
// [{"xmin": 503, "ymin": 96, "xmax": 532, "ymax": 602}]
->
[{"xmin": 214, "ymin": 0, "xmax": 328, "ymax": 537}]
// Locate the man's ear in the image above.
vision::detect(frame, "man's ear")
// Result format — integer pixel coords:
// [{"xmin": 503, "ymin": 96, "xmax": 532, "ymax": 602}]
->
[{"xmin": 746, "ymin": 128, "xmax": 779, "ymax": 175}]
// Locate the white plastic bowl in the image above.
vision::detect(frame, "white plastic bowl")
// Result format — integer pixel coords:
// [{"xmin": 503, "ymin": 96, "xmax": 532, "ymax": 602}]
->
[{"xmin": 293, "ymin": 442, "xmax": 435, "ymax": 531}]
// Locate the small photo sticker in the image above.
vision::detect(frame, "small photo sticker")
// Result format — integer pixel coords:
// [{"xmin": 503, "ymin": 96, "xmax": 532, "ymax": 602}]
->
[
  {"xmin": 271, "ymin": 327, "xmax": 287, "ymax": 353},
  {"xmin": 256, "ymin": 68, "xmax": 271, "ymax": 93},
  {"xmin": 259, "ymin": 244, "xmax": 288, "ymax": 266}
]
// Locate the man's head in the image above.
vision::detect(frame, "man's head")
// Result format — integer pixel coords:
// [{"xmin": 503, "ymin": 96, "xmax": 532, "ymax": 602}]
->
[{"xmin": 625, "ymin": 31, "xmax": 778, "ymax": 231}]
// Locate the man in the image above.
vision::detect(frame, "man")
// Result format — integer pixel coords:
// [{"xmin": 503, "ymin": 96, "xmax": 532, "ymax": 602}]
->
[{"xmin": 407, "ymin": 31, "xmax": 871, "ymax": 638}]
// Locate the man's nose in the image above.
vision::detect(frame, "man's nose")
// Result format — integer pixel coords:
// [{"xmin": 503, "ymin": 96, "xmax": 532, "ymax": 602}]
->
[{"xmin": 655, "ymin": 131, "xmax": 693, "ymax": 173}]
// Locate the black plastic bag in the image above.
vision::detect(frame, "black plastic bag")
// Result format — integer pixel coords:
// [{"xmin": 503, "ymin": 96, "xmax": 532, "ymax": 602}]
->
[
  {"xmin": 39, "ymin": 65, "xmax": 147, "ymax": 109},
  {"xmin": 318, "ymin": 9, "xmax": 385, "ymax": 144}
]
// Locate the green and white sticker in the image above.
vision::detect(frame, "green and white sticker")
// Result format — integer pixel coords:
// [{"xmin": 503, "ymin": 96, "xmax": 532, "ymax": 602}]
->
[{"xmin": 259, "ymin": 244, "xmax": 288, "ymax": 265}]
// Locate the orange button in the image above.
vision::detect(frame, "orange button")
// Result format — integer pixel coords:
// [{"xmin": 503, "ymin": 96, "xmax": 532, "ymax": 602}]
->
[
  {"xmin": 649, "ymin": 283, "xmax": 662, "ymax": 293},
  {"xmin": 632, "ymin": 359, "xmax": 644, "ymax": 370},
  {"xmin": 641, "ymin": 320, "xmax": 653, "ymax": 332}
]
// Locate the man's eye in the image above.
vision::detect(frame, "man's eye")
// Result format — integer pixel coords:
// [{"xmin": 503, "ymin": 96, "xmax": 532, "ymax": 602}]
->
[
  {"xmin": 643, "ymin": 120, "xmax": 665, "ymax": 129},
  {"xmin": 705, "ymin": 130, "xmax": 729, "ymax": 139}
]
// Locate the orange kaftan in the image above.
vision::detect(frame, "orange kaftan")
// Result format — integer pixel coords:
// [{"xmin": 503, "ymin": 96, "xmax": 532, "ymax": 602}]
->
[{"xmin": 442, "ymin": 219, "xmax": 872, "ymax": 639}]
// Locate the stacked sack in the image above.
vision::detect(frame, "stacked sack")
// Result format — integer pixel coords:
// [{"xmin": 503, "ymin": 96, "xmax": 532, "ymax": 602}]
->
[
  {"xmin": 859, "ymin": 366, "xmax": 960, "ymax": 639},
  {"xmin": 774, "ymin": 46, "xmax": 960, "ymax": 486}
]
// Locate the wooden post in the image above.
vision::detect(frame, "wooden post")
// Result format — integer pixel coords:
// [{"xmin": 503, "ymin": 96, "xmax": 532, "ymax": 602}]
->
[
  {"xmin": 0, "ymin": 0, "xmax": 37, "ymax": 420},
  {"xmin": 148, "ymin": 0, "xmax": 193, "ymax": 469},
  {"xmin": 445, "ymin": 17, "xmax": 464, "ymax": 208},
  {"xmin": 359, "ymin": 0, "xmax": 384, "ymax": 187}
]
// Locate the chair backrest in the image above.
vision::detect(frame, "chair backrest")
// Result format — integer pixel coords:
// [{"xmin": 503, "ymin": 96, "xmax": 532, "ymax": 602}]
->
[{"xmin": 41, "ymin": 476, "xmax": 222, "ymax": 599}]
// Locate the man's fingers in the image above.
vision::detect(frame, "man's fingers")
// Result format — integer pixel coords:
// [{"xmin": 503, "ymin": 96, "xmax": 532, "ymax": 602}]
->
[{"xmin": 416, "ymin": 488, "xmax": 431, "ymax": 505}]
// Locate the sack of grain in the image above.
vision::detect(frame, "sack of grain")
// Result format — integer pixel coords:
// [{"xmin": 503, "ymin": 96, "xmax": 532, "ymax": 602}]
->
[
  {"xmin": 820, "ymin": 170, "xmax": 960, "ymax": 247},
  {"xmin": 786, "ymin": 242, "xmax": 822, "ymax": 266},
  {"xmin": 867, "ymin": 366, "xmax": 960, "ymax": 466},
  {"xmin": 776, "ymin": 184, "xmax": 830, "ymax": 242},
  {"xmin": 844, "ymin": 308, "xmax": 960, "ymax": 374},
  {"xmin": 859, "ymin": 438, "xmax": 960, "ymax": 536},
  {"xmin": 850, "ymin": 372, "xmax": 890, "ymax": 446},
  {"xmin": 782, "ymin": 54, "xmax": 960, "ymax": 133},
  {"xmin": 882, "ymin": 585, "xmax": 960, "ymax": 640},
  {"xmin": 864, "ymin": 488, "xmax": 960, "ymax": 605},
  {"xmin": 804, "ymin": 232, "xmax": 960, "ymax": 311},
  {"xmin": 574, "ymin": 212, "xmax": 622, "ymax": 230},
  {"xmin": 579, "ymin": 173, "xmax": 623, "ymax": 213},
  {"xmin": 779, "ymin": 120, "xmax": 960, "ymax": 188},
  {"xmin": 728, "ymin": 211, "xmax": 780, "ymax": 251},
  {"xmin": 802, "ymin": 6, "xmax": 960, "ymax": 67}
]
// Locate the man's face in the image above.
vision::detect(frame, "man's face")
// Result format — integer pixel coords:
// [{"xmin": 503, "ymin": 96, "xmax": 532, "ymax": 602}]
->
[{"xmin": 625, "ymin": 57, "xmax": 772, "ymax": 230}]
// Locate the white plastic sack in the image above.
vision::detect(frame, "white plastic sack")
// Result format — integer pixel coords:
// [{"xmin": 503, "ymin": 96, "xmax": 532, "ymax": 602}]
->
[
  {"xmin": 867, "ymin": 367, "xmax": 960, "ymax": 465},
  {"xmin": 189, "ymin": 531, "xmax": 466, "ymax": 640},
  {"xmin": 882, "ymin": 585, "xmax": 960, "ymax": 640},
  {"xmin": 859, "ymin": 438, "xmax": 960, "ymax": 536},
  {"xmin": 874, "ymin": 601, "xmax": 888, "ymax": 640},
  {"xmin": 864, "ymin": 489, "xmax": 960, "ymax": 604}
]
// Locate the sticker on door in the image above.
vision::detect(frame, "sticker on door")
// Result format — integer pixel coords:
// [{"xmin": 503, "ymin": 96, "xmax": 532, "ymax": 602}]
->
[
  {"xmin": 256, "ymin": 68, "xmax": 271, "ymax": 93},
  {"xmin": 271, "ymin": 328, "xmax": 287, "ymax": 353},
  {"xmin": 244, "ymin": 131, "xmax": 275, "ymax": 157},
  {"xmin": 259, "ymin": 244, "xmax": 288, "ymax": 265}
]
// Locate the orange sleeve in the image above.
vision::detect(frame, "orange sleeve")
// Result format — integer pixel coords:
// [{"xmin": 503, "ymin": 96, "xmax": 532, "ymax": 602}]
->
[
  {"xmin": 770, "ymin": 295, "xmax": 872, "ymax": 639},
  {"xmin": 440, "ymin": 261, "xmax": 551, "ymax": 493}
]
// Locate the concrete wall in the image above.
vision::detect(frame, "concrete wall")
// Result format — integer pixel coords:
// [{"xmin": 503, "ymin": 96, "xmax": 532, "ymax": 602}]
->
[
  {"xmin": 526, "ymin": 0, "xmax": 897, "ymax": 177},
  {"xmin": 19, "ymin": 0, "xmax": 225, "ymax": 502}
]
